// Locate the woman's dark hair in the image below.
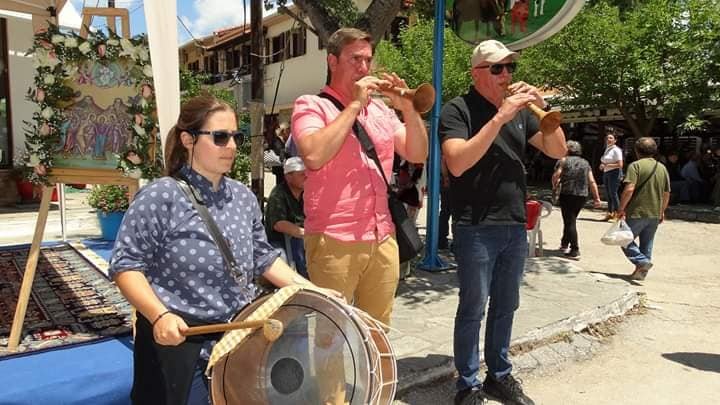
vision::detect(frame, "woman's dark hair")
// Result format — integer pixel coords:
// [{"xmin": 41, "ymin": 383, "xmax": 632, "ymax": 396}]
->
[{"xmin": 164, "ymin": 95, "xmax": 234, "ymax": 176}]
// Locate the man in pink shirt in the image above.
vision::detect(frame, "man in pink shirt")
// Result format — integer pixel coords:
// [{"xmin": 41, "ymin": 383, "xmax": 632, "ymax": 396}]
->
[{"xmin": 291, "ymin": 28, "xmax": 428, "ymax": 326}]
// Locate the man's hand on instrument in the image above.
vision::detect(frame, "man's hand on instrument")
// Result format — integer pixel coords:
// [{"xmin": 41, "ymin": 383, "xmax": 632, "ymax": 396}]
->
[
  {"xmin": 496, "ymin": 92, "xmax": 536, "ymax": 124},
  {"xmin": 352, "ymin": 76, "xmax": 384, "ymax": 108},
  {"xmin": 153, "ymin": 312, "xmax": 188, "ymax": 346},
  {"xmin": 508, "ymin": 81, "xmax": 546, "ymax": 109},
  {"xmin": 378, "ymin": 72, "xmax": 415, "ymax": 113}
]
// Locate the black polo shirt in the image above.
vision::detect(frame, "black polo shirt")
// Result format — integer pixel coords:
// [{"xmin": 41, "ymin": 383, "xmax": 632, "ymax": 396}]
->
[{"xmin": 439, "ymin": 86, "xmax": 540, "ymax": 225}]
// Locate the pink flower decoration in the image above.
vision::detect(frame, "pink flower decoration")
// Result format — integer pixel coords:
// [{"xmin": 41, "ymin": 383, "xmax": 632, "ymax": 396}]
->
[
  {"xmin": 39, "ymin": 40, "xmax": 52, "ymax": 49},
  {"xmin": 134, "ymin": 114, "xmax": 144, "ymax": 125},
  {"xmin": 98, "ymin": 44, "xmax": 107, "ymax": 57},
  {"xmin": 141, "ymin": 84, "xmax": 153, "ymax": 99},
  {"xmin": 34, "ymin": 164, "xmax": 47, "ymax": 176},
  {"xmin": 36, "ymin": 88, "xmax": 46, "ymax": 102},
  {"xmin": 40, "ymin": 123, "xmax": 51, "ymax": 136}
]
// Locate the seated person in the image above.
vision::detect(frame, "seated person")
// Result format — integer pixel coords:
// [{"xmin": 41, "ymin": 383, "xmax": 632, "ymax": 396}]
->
[
  {"xmin": 681, "ymin": 153, "xmax": 706, "ymax": 203},
  {"xmin": 666, "ymin": 151, "xmax": 689, "ymax": 204},
  {"xmin": 265, "ymin": 157, "xmax": 307, "ymax": 278}
]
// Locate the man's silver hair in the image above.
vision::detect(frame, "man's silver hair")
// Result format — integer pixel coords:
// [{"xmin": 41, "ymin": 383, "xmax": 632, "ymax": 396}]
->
[{"xmin": 567, "ymin": 140, "xmax": 582, "ymax": 156}]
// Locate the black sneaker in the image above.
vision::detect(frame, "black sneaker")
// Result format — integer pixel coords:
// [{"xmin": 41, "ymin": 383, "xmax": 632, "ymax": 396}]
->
[
  {"xmin": 454, "ymin": 386, "xmax": 484, "ymax": 405},
  {"xmin": 564, "ymin": 249, "xmax": 580, "ymax": 260},
  {"xmin": 482, "ymin": 374, "xmax": 535, "ymax": 405}
]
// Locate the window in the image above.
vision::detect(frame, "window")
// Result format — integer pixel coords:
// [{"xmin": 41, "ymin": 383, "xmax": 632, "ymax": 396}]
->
[
  {"xmin": 271, "ymin": 33, "xmax": 286, "ymax": 64},
  {"xmin": 290, "ymin": 28, "xmax": 306, "ymax": 58},
  {"xmin": 226, "ymin": 49, "xmax": 234, "ymax": 70},
  {"xmin": 242, "ymin": 44, "xmax": 251, "ymax": 66}
]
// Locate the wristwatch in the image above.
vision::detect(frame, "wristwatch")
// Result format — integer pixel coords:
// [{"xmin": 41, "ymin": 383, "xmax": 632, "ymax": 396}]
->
[{"xmin": 542, "ymin": 103, "xmax": 552, "ymax": 112}]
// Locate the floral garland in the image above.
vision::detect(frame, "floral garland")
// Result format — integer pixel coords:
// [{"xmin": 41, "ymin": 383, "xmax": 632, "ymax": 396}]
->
[{"xmin": 24, "ymin": 24, "xmax": 161, "ymax": 184}]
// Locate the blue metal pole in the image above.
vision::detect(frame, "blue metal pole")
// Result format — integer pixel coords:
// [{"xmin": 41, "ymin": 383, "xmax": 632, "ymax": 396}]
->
[{"xmin": 418, "ymin": 0, "xmax": 453, "ymax": 272}]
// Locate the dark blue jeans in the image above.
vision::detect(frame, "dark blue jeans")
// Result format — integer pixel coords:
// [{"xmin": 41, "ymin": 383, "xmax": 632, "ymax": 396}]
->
[
  {"xmin": 603, "ymin": 169, "xmax": 623, "ymax": 212},
  {"xmin": 621, "ymin": 218, "xmax": 659, "ymax": 267},
  {"xmin": 452, "ymin": 224, "xmax": 527, "ymax": 390}
]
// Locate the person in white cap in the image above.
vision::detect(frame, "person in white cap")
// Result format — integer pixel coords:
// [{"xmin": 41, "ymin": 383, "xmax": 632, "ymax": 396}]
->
[
  {"xmin": 264, "ymin": 156, "xmax": 308, "ymax": 277},
  {"xmin": 439, "ymin": 39, "xmax": 567, "ymax": 405}
]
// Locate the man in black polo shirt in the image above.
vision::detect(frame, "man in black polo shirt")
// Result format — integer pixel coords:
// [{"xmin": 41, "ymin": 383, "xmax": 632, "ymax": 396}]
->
[
  {"xmin": 440, "ymin": 40, "xmax": 567, "ymax": 405},
  {"xmin": 265, "ymin": 157, "xmax": 307, "ymax": 277}
]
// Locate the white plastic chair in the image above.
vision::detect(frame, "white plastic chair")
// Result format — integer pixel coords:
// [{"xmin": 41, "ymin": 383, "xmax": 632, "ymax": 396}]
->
[{"xmin": 527, "ymin": 200, "xmax": 553, "ymax": 257}]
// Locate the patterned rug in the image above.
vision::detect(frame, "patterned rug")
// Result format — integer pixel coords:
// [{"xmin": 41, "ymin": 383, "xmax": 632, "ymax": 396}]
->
[{"xmin": 0, "ymin": 243, "xmax": 131, "ymax": 358}]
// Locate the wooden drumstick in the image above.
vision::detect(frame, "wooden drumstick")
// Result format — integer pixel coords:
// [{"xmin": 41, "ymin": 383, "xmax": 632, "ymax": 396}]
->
[{"xmin": 182, "ymin": 319, "xmax": 284, "ymax": 341}]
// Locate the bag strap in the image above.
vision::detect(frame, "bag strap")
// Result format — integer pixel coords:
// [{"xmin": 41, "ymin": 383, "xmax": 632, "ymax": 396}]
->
[
  {"xmin": 174, "ymin": 175, "xmax": 238, "ymax": 270},
  {"xmin": 631, "ymin": 160, "xmax": 659, "ymax": 196},
  {"xmin": 318, "ymin": 92, "xmax": 393, "ymax": 195}
]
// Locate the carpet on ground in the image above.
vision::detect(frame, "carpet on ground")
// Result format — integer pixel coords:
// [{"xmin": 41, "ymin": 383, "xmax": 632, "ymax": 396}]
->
[{"xmin": 0, "ymin": 242, "xmax": 131, "ymax": 358}]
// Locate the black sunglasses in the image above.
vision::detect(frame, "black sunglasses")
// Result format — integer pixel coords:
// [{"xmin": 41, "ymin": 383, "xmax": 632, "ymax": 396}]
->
[
  {"xmin": 187, "ymin": 130, "xmax": 245, "ymax": 147},
  {"xmin": 476, "ymin": 62, "xmax": 517, "ymax": 75}
]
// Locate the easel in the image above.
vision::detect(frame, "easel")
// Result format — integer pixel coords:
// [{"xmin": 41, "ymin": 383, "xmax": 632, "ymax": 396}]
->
[
  {"xmin": 79, "ymin": 7, "xmax": 130, "ymax": 39},
  {"xmin": 7, "ymin": 169, "xmax": 139, "ymax": 351},
  {"xmin": 7, "ymin": 7, "xmax": 140, "ymax": 351}
]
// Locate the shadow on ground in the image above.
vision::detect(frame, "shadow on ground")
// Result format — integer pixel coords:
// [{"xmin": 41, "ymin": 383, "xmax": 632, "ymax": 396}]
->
[{"xmin": 662, "ymin": 352, "xmax": 720, "ymax": 373}]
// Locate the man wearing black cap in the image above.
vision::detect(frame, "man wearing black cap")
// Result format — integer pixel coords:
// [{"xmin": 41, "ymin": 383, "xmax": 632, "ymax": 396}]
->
[{"xmin": 440, "ymin": 39, "xmax": 567, "ymax": 405}]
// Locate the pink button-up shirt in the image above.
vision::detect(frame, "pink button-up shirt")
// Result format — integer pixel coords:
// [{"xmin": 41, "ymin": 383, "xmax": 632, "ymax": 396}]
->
[{"xmin": 292, "ymin": 86, "xmax": 404, "ymax": 242}]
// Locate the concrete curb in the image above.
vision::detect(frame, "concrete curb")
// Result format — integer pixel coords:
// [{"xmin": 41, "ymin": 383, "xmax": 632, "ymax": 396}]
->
[{"xmin": 396, "ymin": 291, "xmax": 643, "ymax": 395}]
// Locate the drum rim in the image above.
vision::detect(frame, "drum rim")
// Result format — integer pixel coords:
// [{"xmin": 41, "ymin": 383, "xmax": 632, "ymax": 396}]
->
[{"xmin": 210, "ymin": 289, "xmax": 381, "ymax": 404}]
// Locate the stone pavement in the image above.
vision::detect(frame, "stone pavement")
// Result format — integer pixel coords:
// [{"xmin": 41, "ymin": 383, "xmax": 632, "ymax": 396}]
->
[
  {"xmin": 0, "ymin": 178, "xmax": 642, "ymax": 400},
  {"xmin": 389, "ymin": 256, "xmax": 640, "ymax": 394}
]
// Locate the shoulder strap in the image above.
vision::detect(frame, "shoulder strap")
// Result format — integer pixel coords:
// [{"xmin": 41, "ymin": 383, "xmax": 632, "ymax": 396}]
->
[
  {"xmin": 632, "ymin": 160, "xmax": 659, "ymax": 195},
  {"xmin": 173, "ymin": 175, "xmax": 238, "ymax": 270},
  {"xmin": 318, "ymin": 92, "xmax": 393, "ymax": 194}
]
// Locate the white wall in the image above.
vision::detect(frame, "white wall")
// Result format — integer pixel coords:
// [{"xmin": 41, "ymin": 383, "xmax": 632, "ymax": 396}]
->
[
  {"xmin": 5, "ymin": 14, "xmax": 35, "ymax": 160},
  {"xmin": 263, "ymin": 17, "xmax": 327, "ymax": 116}
]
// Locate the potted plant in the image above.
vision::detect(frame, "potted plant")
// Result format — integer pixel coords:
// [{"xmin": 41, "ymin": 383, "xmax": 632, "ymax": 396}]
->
[{"xmin": 87, "ymin": 184, "xmax": 129, "ymax": 240}]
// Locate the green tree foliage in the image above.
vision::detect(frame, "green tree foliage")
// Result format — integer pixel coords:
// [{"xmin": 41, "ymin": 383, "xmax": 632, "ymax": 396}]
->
[
  {"xmin": 179, "ymin": 69, "xmax": 250, "ymax": 184},
  {"xmin": 518, "ymin": 0, "xmax": 720, "ymax": 137},
  {"xmin": 374, "ymin": 19, "xmax": 474, "ymax": 103}
]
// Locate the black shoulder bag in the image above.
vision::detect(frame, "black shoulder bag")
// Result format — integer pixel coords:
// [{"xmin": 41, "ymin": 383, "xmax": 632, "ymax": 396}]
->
[{"xmin": 318, "ymin": 93, "xmax": 424, "ymax": 263}]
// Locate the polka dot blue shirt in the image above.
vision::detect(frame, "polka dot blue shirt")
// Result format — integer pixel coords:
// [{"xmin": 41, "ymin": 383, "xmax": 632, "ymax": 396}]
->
[{"xmin": 109, "ymin": 165, "xmax": 280, "ymax": 323}]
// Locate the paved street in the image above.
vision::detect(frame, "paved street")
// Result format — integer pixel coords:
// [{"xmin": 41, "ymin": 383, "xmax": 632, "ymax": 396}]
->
[
  {"xmin": 2, "ymin": 181, "xmax": 718, "ymax": 405},
  {"xmin": 395, "ymin": 206, "xmax": 720, "ymax": 404}
]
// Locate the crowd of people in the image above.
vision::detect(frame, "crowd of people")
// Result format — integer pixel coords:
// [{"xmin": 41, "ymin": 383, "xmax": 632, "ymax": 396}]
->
[{"xmin": 104, "ymin": 27, "xmax": 695, "ymax": 405}]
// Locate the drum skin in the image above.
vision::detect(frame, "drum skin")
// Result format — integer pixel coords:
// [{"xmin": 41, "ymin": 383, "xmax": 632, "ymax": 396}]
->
[{"xmin": 210, "ymin": 290, "xmax": 397, "ymax": 405}]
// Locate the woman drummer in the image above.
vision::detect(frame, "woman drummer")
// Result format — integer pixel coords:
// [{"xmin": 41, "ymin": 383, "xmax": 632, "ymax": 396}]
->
[{"xmin": 109, "ymin": 95, "xmax": 329, "ymax": 405}]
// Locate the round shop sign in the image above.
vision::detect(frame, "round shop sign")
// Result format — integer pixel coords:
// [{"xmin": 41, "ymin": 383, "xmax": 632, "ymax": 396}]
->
[{"xmin": 447, "ymin": 0, "xmax": 585, "ymax": 50}]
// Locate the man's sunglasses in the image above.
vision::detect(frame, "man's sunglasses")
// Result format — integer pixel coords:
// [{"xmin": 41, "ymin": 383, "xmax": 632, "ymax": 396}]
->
[
  {"xmin": 476, "ymin": 62, "xmax": 517, "ymax": 75},
  {"xmin": 188, "ymin": 130, "xmax": 245, "ymax": 147}
]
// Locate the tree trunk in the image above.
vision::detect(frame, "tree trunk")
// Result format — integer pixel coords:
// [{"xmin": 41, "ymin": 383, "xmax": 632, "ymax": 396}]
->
[{"xmin": 294, "ymin": 0, "xmax": 404, "ymax": 46}]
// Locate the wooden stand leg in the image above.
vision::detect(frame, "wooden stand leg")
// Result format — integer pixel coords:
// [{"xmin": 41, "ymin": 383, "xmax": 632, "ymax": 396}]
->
[{"xmin": 7, "ymin": 186, "xmax": 54, "ymax": 351}]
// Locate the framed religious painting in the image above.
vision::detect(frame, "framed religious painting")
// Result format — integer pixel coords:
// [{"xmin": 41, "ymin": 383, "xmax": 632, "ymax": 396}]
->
[{"xmin": 23, "ymin": 24, "xmax": 161, "ymax": 184}]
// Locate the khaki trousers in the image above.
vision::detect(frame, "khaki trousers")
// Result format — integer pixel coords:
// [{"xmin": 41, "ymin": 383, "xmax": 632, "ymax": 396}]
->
[{"xmin": 304, "ymin": 233, "xmax": 399, "ymax": 326}]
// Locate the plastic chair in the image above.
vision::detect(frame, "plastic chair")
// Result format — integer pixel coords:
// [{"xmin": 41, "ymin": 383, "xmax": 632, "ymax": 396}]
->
[{"xmin": 526, "ymin": 200, "xmax": 553, "ymax": 257}]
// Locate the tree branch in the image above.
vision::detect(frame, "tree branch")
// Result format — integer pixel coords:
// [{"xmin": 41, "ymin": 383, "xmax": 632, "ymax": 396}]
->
[{"xmin": 293, "ymin": 0, "xmax": 342, "ymax": 46}]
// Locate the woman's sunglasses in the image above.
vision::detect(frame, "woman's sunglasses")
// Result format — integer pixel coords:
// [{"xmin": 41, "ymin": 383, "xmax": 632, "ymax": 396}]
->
[
  {"xmin": 188, "ymin": 130, "xmax": 245, "ymax": 147},
  {"xmin": 476, "ymin": 62, "xmax": 517, "ymax": 75}
]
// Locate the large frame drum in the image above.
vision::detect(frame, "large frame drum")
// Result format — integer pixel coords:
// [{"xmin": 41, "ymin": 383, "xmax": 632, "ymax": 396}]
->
[{"xmin": 210, "ymin": 290, "xmax": 397, "ymax": 404}]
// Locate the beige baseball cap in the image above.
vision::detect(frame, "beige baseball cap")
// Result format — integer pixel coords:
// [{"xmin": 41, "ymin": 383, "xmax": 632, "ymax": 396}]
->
[{"xmin": 471, "ymin": 40, "xmax": 519, "ymax": 68}]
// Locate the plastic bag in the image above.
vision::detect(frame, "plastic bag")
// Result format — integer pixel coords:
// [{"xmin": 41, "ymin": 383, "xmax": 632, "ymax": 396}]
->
[{"xmin": 600, "ymin": 219, "xmax": 634, "ymax": 247}]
